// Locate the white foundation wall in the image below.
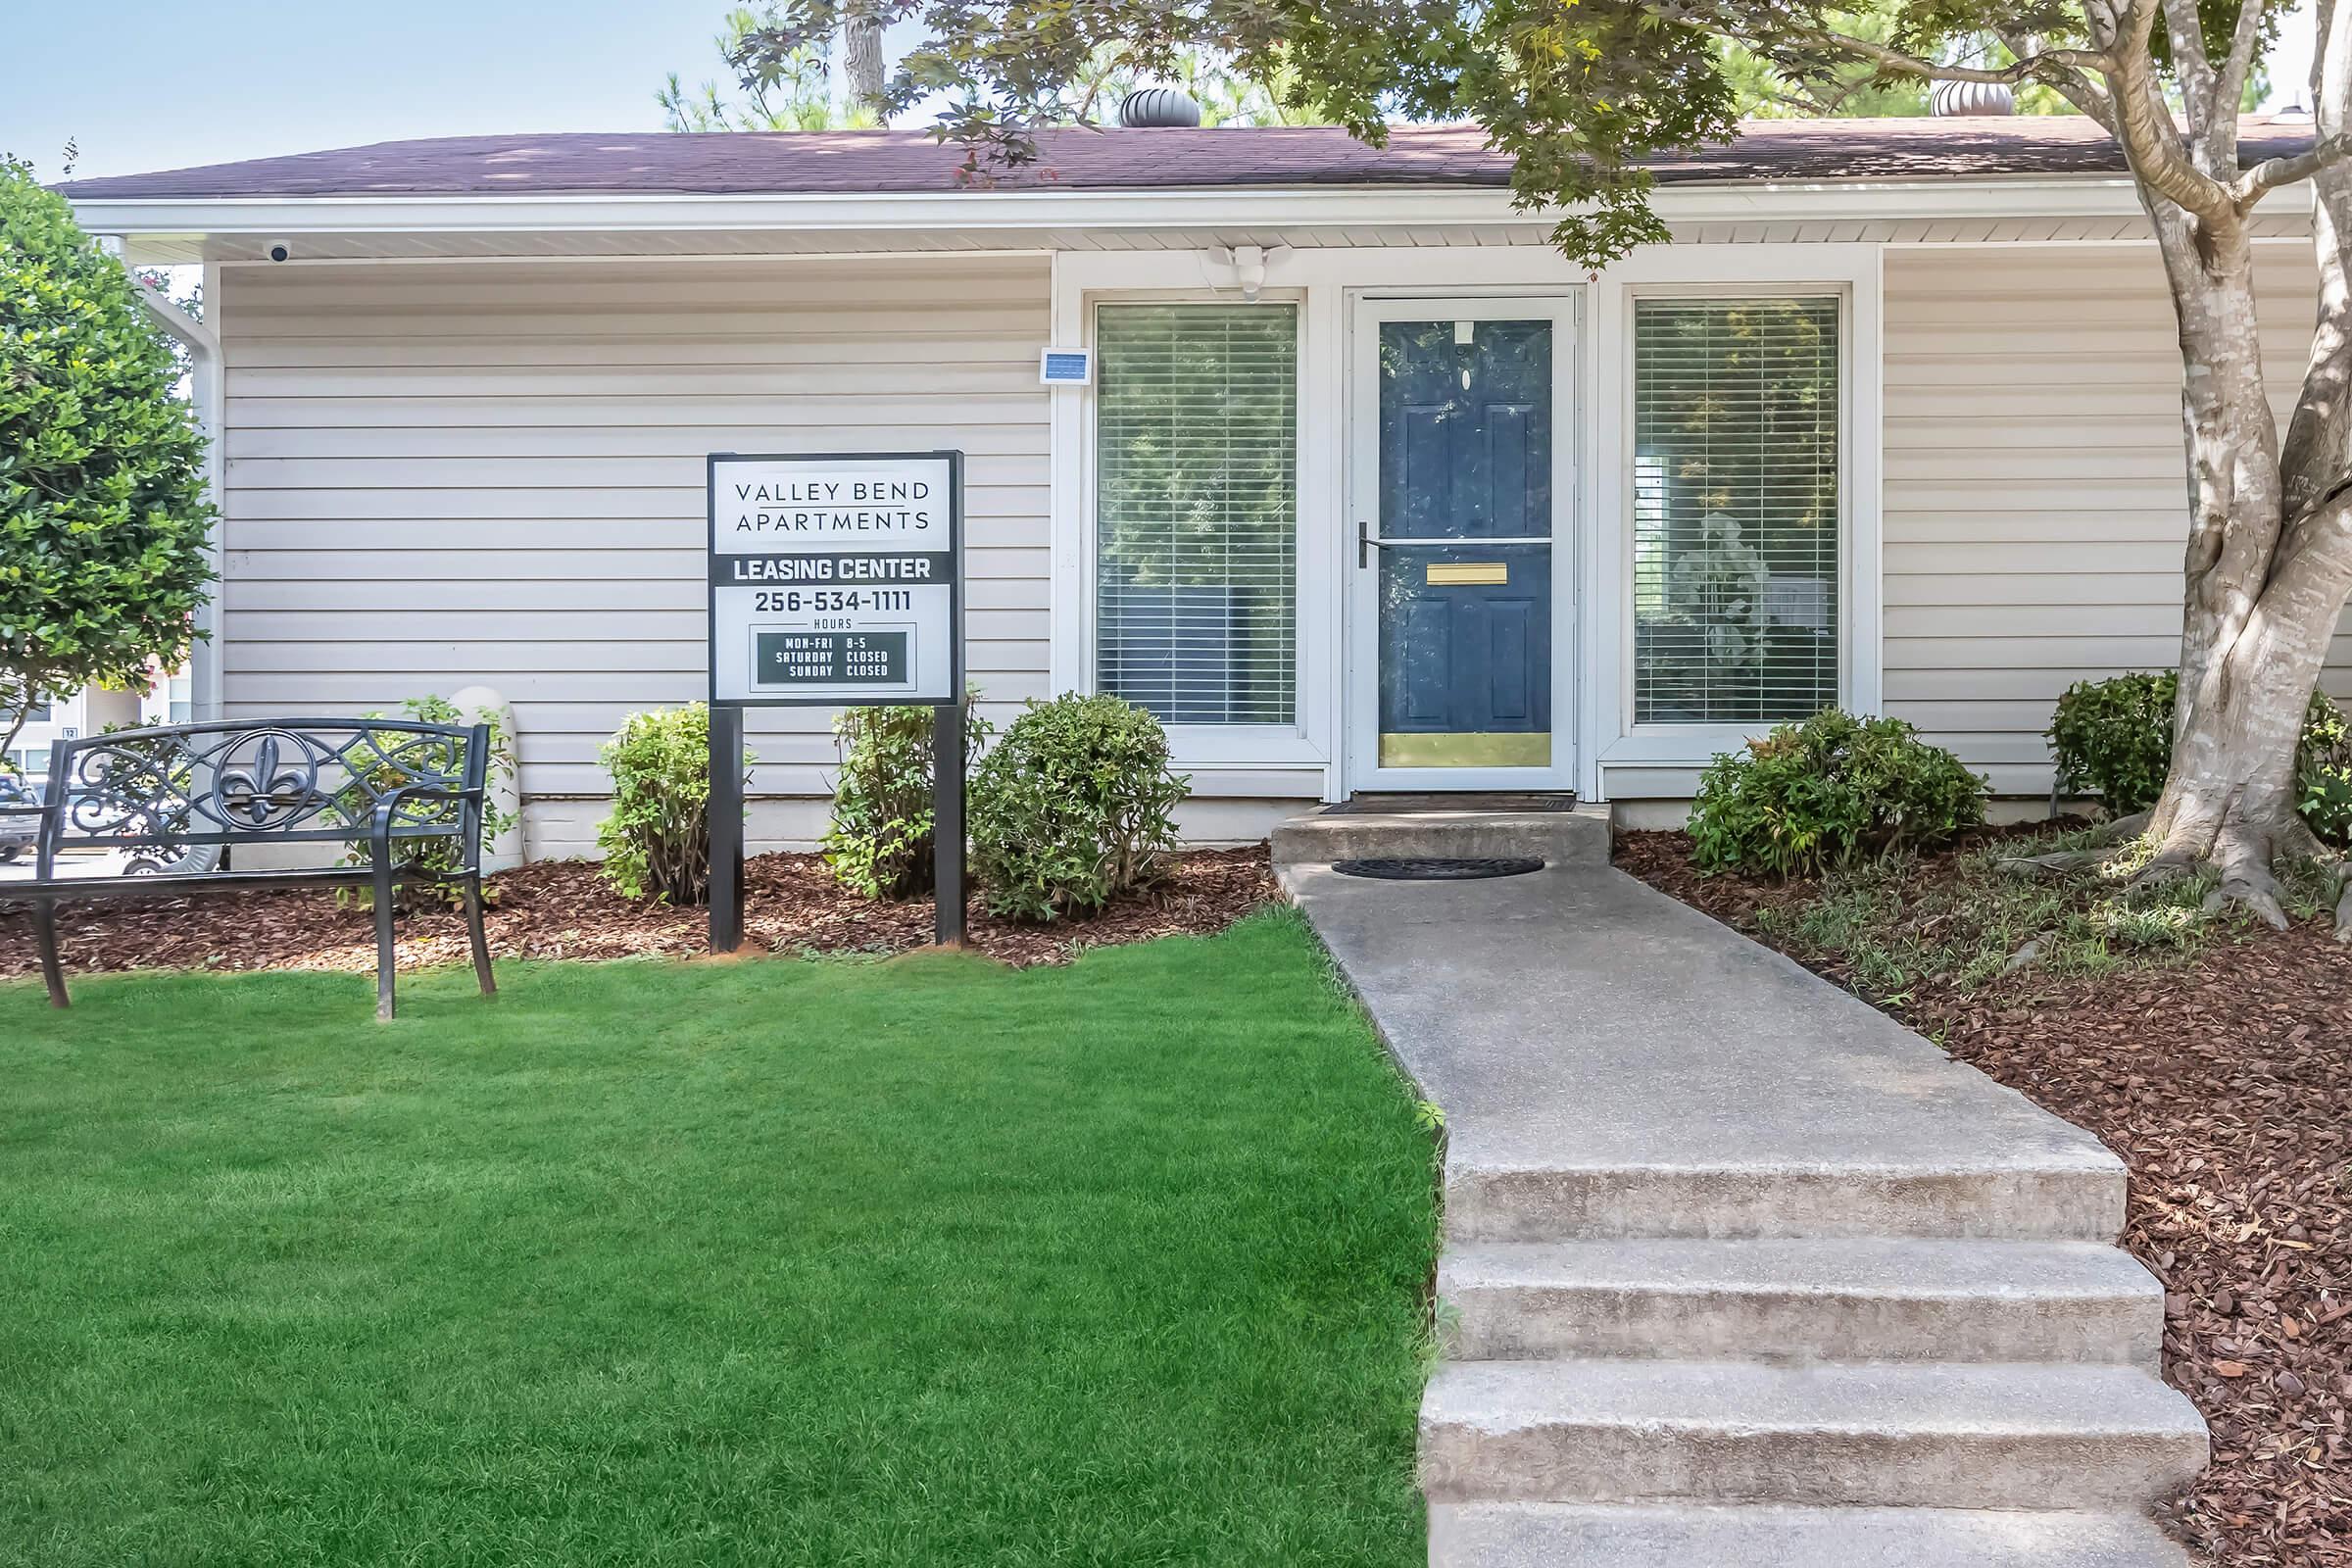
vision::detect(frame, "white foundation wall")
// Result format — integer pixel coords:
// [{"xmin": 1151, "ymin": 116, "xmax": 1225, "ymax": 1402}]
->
[
  {"xmin": 1881, "ymin": 240, "xmax": 2342, "ymax": 798},
  {"xmin": 217, "ymin": 255, "xmax": 1062, "ymax": 857}
]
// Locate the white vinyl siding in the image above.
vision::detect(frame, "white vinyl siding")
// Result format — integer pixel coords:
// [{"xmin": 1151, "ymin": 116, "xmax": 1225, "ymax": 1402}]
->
[
  {"xmin": 212, "ymin": 232, "xmax": 2352, "ymax": 827},
  {"xmin": 215, "ymin": 256, "xmax": 1053, "ymax": 855},
  {"xmin": 1632, "ymin": 296, "xmax": 1841, "ymax": 725},
  {"xmin": 1882, "ymin": 241, "xmax": 2339, "ymax": 797},
  {"xmin": 1093, "ymin": 303, "xmax": 1299, "ymax": 726}
]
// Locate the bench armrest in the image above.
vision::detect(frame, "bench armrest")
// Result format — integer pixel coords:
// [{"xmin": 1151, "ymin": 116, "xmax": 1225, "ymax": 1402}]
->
[
  {"xmin": 367, "ymin": 783, "xmax": 488, "ymax": 872},
  {"xmin": 10, "ymin": 791, "xmax": 63, "ymax": 880}
]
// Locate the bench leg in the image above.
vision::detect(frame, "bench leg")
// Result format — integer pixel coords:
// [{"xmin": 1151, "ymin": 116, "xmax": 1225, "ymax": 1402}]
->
[
  {"xmin": 373, "ymin": 860, "xmax": 398, "ymax": 1022},
  {"xmin": 34, "ymin": 899, "xmax": 69, "ymax": 1009},
  {"xmin": 463, "ymin": 877, "xmax": 496, "ymax": 999}
]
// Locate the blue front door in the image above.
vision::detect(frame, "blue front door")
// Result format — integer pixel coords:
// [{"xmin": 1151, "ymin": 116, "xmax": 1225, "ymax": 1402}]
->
[{"xmin": 1372, "ymin": 316, "xmax": 1555, "ymax": 770}]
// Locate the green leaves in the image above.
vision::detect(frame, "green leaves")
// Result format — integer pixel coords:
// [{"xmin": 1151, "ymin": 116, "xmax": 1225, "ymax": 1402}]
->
[
  {"xmin": 723, "ymin": 3, "xmax": 2287, "ymax": 270},
  {"xmin": 333, "ymin": 697, "xmax": 524, "ymax": 908},
  {"xmin": 822, "ymin": 690, "xmax": 994, "ymax": 900},
  {"xmin": 2049, "ymin": 674, "xmax": 2352, "ymax": 842},
  {"xmin": 714, "ymin": 1, "xmax": 1811, "ymax": 267},
  {"xmin": 2296, "ymin": 694, "xmax": 2352, "ymax": 848},
  {"xmin": 2047, "ymin": 670, "xmax": 2180, "ymax": 812},
  {"xmin": 1, "ymin": 160, "xmax": 215, "ymax": 739},
  {"xmin": 1690, "ymin": 708, "xmax": 1988, "ymax": 879},
  {"xmin": 596, "ymin": 703, "xmax": 756, "ymax": 905},
  {"xmin": 966, "ymin": 692, "xmax": 1190, "ymax": 922}
]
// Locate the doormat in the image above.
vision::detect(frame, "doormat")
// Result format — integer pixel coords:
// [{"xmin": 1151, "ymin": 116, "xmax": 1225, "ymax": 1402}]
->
[
  {"xmin": 1322, "ymin": 793, "xmax": 1579, "ymax": 815},
  {"xmin": 1332, "ymin": 857, "xmax": 1544, "ymax": 881}
]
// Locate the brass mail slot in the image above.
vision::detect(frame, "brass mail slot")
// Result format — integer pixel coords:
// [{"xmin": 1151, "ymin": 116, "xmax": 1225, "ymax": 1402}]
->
[{"xmin": 1427, "ymin": 562, "xmax": 1508, "ymax": 586}]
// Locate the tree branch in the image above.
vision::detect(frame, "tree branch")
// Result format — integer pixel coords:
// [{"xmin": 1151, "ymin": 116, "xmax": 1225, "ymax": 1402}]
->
[
  {"xmin": 2213, "ymin": 0, "xmax": 2271, "ymax": 150},
  {"xmin": 2107, "ymin": 0, "xmax": 2240, "ymax": 223},
  {"xmin": 2002, "ymin": 30, "xmax": 2116, "ymax": 130},
  {"xmin": 2280, "ymin": 3, "xmax": 2352, "ymax": 519},
  {"xmin": 0, "ymin": 697, "xmax": 34, "ymax": 781},
  {"xmin": 2237, "ymin": 133, "xmax": 2352, "ymax": 203},
  {"xmin": 2161, "ymin": 0, "xmax": 2218, "ymax": 132},
  {"xmin": 2322, "ymin": 0, "xmax": 2352, "ymax": 133},
  {"xmin": 1810, "ymin": 29, "xmax": 2108, "ymax": 87}
]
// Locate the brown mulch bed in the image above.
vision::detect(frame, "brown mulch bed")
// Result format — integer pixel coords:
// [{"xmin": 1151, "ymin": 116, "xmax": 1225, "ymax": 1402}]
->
[
  {"xmin": 1618, "ymin": 829, "xmax": 2352, "ymax": 1568},
  {"xmin": 0, "ymin": 847, "xmax": 1277, "ymax": 978}
]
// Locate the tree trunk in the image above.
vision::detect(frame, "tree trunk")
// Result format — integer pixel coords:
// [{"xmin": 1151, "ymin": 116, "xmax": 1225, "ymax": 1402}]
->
[
  {"xmin": 2136, "ymin": 207, "xmax": 2352, "ymax": 915},
  {"xmin": 2146, "ymin": 514, "xmax": 2352, "ymax": 914},
  {"xmin": 843, "ymin": 2, "xmax": 885, "ymax": 118},
  {"xmin": 2151, "ymin": 580, "xmax": 2328, "ymax": 852},
  {"xmin": 2129, "ymin": 206, "xmax": 2352, "ymax": 916},
  {"xmin": 0, "ymin": 696, "xmax": 31, "ymax": 774}
]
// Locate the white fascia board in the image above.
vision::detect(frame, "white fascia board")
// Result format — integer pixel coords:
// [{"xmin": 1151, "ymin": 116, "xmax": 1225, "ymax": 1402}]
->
[
  {"xmin": 119, "ymin": 261, "xmax": 218, "ymax": 354},
  {"xmin": 64, "ymin": 172, "xmax": 2227, "ymax": 244}
]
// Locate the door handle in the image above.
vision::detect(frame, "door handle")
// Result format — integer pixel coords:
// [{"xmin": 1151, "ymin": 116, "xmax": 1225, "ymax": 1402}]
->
[{"xmin": 1359, "ymin": 524, "xmax": 1551, "ymax": 566}]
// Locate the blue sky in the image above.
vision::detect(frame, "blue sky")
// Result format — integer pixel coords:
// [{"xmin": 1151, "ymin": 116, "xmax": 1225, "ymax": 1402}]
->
[{"xmin": 1, "ymin": 1, "xmax": 749, "ymax": 179}]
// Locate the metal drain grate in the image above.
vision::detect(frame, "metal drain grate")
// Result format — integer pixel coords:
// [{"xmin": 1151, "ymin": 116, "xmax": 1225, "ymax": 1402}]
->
[{"xmin": 1331, "ymin": 857, "xmax": 1544, "ymax": 881}]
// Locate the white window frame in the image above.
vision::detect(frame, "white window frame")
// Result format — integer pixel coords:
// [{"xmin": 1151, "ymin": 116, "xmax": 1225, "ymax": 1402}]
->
[
  {"xmin": 1077, "ymin": 287, "xmax": 1317, "ymax": 758},
  {"xmin": 1053, "ymin": 254, "xmax": 1348, "ymax": 786},
  {"xmin": 1589, "ymin": 245, "xmax": 1884, "ymax": 793}
]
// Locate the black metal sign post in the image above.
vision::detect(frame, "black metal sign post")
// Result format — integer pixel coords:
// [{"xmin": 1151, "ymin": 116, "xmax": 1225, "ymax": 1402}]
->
[
  {"xmin": 706, "ymin": 450, "xmax": 963, "ymax": 955},
  {"xmin": 708, "ymin": 702, "xmax": 746, "ymax": 953},
  {"xmin": 932, "ymin": 701, "xmax": 965, "ymax": 947}
]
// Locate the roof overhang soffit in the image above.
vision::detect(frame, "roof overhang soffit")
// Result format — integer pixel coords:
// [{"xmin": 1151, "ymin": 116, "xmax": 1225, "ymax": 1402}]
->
[{"xmin": 72, "ymin": 173, "xmax": 2275, "ymax": 262}]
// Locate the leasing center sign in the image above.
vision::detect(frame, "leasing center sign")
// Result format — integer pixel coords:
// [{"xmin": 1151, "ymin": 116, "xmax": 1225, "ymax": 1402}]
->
[{"xmin": 708, "ymin": 451, "xmax": 961, "ymax": 707}]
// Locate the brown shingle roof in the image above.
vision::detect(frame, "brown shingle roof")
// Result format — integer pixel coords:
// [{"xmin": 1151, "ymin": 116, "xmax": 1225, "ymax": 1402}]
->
[{"xmin": 57, "ymin": 118, "xmax": 2320, "ymax": 201}]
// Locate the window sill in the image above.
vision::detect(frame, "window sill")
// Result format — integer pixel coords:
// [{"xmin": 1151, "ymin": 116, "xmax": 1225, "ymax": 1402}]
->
[
  {"xmin": 1601, "ymin": 725, "xmax": 1784, "ymax": 768},
  {"xmin": 1164, "ymin": 725, "xmax": 1327, "ymax": 770}
]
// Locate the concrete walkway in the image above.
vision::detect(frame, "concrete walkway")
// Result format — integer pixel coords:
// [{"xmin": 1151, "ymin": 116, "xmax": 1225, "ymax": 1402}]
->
[{"xmin": 1278, "ymin": 817, "xmax": 2206, "ymax": 1567}]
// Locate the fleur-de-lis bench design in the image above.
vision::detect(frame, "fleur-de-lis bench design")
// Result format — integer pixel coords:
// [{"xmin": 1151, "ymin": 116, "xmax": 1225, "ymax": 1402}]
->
[{"xmin": 19, "ymin": 718, "xmax": 497, "ymax": 1020}]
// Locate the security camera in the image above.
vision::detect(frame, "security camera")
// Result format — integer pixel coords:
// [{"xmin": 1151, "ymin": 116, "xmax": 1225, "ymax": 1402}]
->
[{"xmin": 267, "ymin": 242, "xmax": 291, "ymax": 263}]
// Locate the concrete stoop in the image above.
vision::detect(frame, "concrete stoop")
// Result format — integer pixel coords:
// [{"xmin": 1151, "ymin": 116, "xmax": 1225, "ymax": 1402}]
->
[
  {"xmin": 1271, "ymin": 802, "xmax": 1610, "ymax": 867},
  {"xmin": 1274, "ymin": 827, "xmax": 2208, "ymax": 1568}
]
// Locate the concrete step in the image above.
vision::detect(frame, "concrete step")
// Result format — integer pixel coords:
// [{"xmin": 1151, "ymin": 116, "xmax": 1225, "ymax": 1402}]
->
[
  {"xmin": 1419, "ymin": 1359, "xmax": 2207, "ymax": 1508},
  {"xmin": 1440, "ymin": 1239, "xmax": 2163, "ymax": 1365},
  {"xmin": 1445, "ymin": 1152, "xmax": 2126, "ymax": 1244},
  {"xmin": 1427, "ymin": 1502, "xmax": 2192, "ymax": 1567},
  {"xmin": 1270, "ymin": 805, "xmax": 1610, "ymax": 868}
]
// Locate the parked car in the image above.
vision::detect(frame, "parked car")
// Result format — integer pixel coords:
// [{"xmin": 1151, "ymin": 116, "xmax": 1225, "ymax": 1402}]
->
[{"xmin": 0, "ymin": 773, "xmax": 41, "ymax": 863}]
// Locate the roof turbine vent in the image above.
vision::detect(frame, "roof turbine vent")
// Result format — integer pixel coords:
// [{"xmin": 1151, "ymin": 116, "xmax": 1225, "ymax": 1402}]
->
[
  {"xmin": 1119, "ymin": 87, "xmax": 1203, "ymax": 128},
  {"xmin": 1931, "ymin": 77, "xmax": 2016, "ymax": 117}
]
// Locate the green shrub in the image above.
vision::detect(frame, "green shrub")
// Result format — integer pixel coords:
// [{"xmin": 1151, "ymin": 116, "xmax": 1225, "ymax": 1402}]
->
[
  {"xmin": 2298, "ymin": 692, "xmax": 2352, "ymax": 847},
  {"xmin": 1690, "ymin": 709, "xmax": 1986, "ymax": 879},
  {"xmin": 336, "ymin": 694, "xmax": 520, "ymax": 909},
  {"xmin": 2047, "ymin": 670, "xmax": 2179, "ymax": 812},
  {"xmin": 1, "ymin": 161, "xmax": 216, "ymax": 761},
  {"xmin": 2049, "ymin": 670, "xmax": 2352, "ymax": 843},
  {"xmin": 596, "ymin": 703, "xmax": 753, "ymax": 905},
  {"xmin": 968, "ymin": 694, "xmax": 1189, "ymax": 922},
  {"xmin": 822, "ymin": 695, "xmax": 994, "ymax": 901}
]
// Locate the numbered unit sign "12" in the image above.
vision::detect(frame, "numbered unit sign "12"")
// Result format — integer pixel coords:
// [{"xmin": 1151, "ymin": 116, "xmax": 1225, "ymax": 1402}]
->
[{"xmin": 706, "ymin": 451, "xmax": 963, "ymax": 708}]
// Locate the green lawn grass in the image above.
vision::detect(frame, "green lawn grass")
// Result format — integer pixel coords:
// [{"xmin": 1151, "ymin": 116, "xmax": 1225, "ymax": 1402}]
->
[{"xmin": 0, "ymin": 910, "xmax": 1436, "ymax": 1567}]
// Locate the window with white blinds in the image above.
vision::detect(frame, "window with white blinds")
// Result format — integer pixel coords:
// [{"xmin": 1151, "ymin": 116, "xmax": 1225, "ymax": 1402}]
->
[
  {"xmin": 1632, "ymin": 296, "xmax": 1840, "ymax": 725},
  {"xmin": 1095, "ymin": 303, "xmax": 1298, "ymax": 726}
]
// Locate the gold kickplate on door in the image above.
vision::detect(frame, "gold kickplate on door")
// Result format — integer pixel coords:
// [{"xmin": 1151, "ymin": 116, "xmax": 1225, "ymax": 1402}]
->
[
  {"xmin": 1427, "ymin": 562, "xmax": 1507, "ymax": 586},
  {"xmin": 1380, "ymin": 732, "xmax": 1552, "ymax": 767}
]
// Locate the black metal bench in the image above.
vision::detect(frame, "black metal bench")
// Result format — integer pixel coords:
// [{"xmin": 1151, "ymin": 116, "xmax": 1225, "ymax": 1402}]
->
[{"xmin": 21, "ymin": 717, "xmax": 497, "ymax": 1020}]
